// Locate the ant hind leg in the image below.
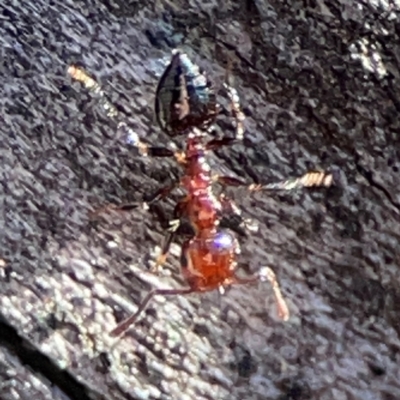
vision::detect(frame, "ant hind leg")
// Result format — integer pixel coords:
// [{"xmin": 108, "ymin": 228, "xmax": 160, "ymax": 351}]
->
[
  {"xmin": 233, "ymin": 266, "xmax": 289, "ymax": 322},
  {"xmin": 110, "ymin": 286, "xmax": 195, "ymax": 337}
]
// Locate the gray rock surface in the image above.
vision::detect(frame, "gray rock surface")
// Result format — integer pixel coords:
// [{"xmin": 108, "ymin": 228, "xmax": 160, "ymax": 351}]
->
[{"xmin": 1, "ymin": 0, "xmax": 400, "ymax": 399}]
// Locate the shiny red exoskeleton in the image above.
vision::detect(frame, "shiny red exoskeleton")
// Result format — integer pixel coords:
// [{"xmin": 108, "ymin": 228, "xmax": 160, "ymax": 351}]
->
[{"xmin": 68, "ymin": 51, "xmax": 333, "ymax": 337}]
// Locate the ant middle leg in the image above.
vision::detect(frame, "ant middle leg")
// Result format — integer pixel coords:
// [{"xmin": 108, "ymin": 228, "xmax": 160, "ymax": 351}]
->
[
  {"xmin": 219, "ymin": 193, "xmax": 259, "ymax": 235},
  {"xmin": 151, "ymin": 197, "xmax": 188, "ymax": 273},
  {"xmin": 89, "ymin": 181, "xmax": 179, "ymax": 219},
  {"xmin": 205, "ymin": 136, "xmax": 238, "ymax": 151}
]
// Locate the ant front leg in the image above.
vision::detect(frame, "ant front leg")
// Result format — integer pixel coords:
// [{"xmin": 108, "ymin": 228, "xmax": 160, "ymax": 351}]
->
[
  {"xmin": 233, "ymin": 266, "xmax": 289, "ymax": 322},
  {"xmin": 118, "ymin": 121, "xmax": 183, "ymax": 160}
]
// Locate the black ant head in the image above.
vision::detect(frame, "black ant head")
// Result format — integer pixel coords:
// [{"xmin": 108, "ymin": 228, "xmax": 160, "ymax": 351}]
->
[{"xmin": 154, "ymin": 50, "xmax": 219, "ymax": 137}]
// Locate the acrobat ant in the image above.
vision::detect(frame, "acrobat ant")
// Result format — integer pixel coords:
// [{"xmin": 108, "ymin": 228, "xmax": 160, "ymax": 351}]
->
[{"xmin": 68, "ymin": 50, "xmax": 333, "ymax": 337}]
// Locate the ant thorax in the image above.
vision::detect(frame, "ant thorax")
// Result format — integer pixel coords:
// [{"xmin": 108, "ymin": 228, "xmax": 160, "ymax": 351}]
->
[
  {"xmin": 185, "ymin": 189, "xmax": 221, "ymax": 234},
  {"xmin": 181, "ymin": 137, "xmax": 221, "ymax": 233}
]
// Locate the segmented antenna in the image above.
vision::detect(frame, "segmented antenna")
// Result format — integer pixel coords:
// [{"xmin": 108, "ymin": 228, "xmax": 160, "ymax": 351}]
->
[
  {"xmin": 250, "ymin": 171, "xmax": 333, "ymax": 192},
  {"xmin": 68, "ymin": 65, "xmax": 149, "ymax": 156}
]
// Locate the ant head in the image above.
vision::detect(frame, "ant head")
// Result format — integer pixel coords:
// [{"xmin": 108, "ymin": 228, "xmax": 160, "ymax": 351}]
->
[{"xmin": 154, "ymin": 50, "xmax": 219, "ymax": 137}]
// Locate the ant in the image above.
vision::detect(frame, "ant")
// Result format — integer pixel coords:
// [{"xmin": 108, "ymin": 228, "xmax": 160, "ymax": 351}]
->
[{"xmin": 68, "ymin": 50, "xmax": 333, "ymax": 337}]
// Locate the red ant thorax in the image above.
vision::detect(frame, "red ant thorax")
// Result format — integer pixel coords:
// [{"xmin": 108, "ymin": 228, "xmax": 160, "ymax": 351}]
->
[{"xmin": 180, "ymin": 135, "xmax": 221, "ymax": 233}]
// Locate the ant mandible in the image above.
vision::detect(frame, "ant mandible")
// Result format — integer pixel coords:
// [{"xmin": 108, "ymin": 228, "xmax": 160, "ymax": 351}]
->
[{"xmin": 68, "ymin": 50, "xmax": 333, "ymax": 337}]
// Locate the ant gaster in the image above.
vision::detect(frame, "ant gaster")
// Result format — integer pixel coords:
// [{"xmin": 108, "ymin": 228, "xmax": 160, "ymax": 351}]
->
[{"xmin": 68, "ymin": 50, "xmax": 333, "ymax": 337}]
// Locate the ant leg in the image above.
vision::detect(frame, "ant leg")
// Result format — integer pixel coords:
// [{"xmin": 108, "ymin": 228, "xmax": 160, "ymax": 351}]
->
[
  {"xmin": 146, "ymin": 182, "xmax": 180, "ymax": 205},
  {"xmin": 219, "ymin": 193, "xmax": 258, "ymax": 233},
  {"xmin": 224, "ymin": 83, "xmax": 245, "ymax": 141},
  {"xmin": 110, "ymin": 286, "xmax": 195, "ymax": 337},
  {"xmin": 68, "ymin": 66, "xmax": 188, "ymax": 214},
  {"xmin": 214, "ymin": 175, "xmax": 247, "ymax": 187},
  {"xmin": 216, "ymin": 171, "xmax": 333, "ymax": 191},
  {"xmin": 90, "ymin": 182, "xmax": 179, "ymax": 218},
  {"xmin": 213, "ymin": 175, "xmax": 257, "ymax": 234},
  {"xmin": 205, "ymin": 136, "xmax": 238, "ymax": 150},
  {"xmin": 152, "ymin": 198, "xmax": 188, "ymax": 273},
  {"xmin": 151, "ymin": 229, "xmax": 175, "ymax": 273},
  {"xmin": 68, "ymin": 66, "xmax": 176, "ymax": 158},
  {"xmin": 233, "ymin": 267, "xmax": 289, "ymax": 322},
  {"xmin": 90, "ymin": 153, "xmax": 185, "ymax": 217}
]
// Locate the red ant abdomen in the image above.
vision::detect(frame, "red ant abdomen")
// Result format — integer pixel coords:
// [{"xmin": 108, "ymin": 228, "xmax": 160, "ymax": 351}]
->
[{"xmin": 181, "ymin": 231, "xmax": 237, "ymax": 291}]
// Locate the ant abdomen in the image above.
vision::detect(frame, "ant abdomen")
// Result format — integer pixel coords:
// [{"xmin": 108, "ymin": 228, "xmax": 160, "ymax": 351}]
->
[
  {"xmin": 181, "ymin": 231, "xmax": 238, "ymax": 291},
  {"xmin": 155, "ymin": 50, "xmax": 218, "ymax": 136}
]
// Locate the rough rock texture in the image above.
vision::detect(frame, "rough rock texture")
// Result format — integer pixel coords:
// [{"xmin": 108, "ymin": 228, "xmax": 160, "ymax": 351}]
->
[{"xmin": 1, "ymin": 0, "xmax": 400, "ymax": 399}]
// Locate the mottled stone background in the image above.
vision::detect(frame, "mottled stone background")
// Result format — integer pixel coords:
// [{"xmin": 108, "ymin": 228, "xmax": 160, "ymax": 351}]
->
[{"xmin": 1, "ymin": 0, "xmax": 400, "ymax": 399}]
